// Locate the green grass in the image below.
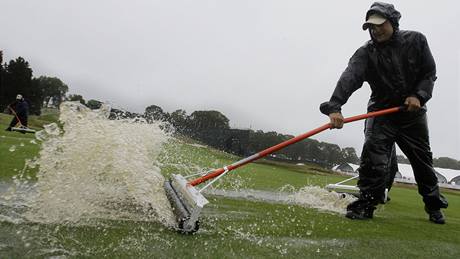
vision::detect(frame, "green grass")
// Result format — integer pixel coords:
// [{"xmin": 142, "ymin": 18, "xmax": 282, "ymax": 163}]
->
[
  {"xmin": 0, "ymin": 110, "xmax": 58, "ymax": 179},
  {"xmin": 158, "ymin": 138, "xmax": 460, "ymax": 258},
  {"xmin": 1, "ymin": 115, "xmax": 459, "ymax": 258}
]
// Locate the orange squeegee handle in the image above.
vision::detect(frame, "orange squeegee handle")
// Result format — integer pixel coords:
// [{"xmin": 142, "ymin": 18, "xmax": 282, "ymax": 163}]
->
[
  {"xmin": 188, "ymin": 106, "xmax": 405, "ymax": 186},
  {"xmin": 8, "ymin": 106, "xmax": 25, "ymax": 127}
]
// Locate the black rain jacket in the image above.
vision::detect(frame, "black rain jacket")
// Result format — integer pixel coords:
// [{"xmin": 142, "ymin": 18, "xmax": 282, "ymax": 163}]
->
[
  {"xmin": 10, "ymin": 99, "xmax": 29, "ymax": 117},
  {"xmin": 320, "ymin": 2, "xmax": 437, "ymax": 114}
]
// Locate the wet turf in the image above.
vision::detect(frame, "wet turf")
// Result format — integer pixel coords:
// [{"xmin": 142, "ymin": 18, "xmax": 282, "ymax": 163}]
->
[{"xmin": 0, "ymin": 112, "xmax": 459, "ymax": 258}]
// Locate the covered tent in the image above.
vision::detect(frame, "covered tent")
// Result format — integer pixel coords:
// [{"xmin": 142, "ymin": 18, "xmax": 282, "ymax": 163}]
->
[
  {"xmin": 435, "ymin": 167, "xmax": 460, "ymax": 185},
  {"xmin": 396, "ymin": 163, "xmax": 459, "ymax": 184},
  {"xmin": 450, "ymin": 175, "xmax": 460, "ymax": 185},
  {"xmin": 332, "ymin": 163, "xmax": 360, "ymax": 173}
]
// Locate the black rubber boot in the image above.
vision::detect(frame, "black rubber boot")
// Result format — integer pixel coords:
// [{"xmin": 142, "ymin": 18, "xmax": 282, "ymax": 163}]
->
[
  {"xmin": 346, "ymin": 199, "xmax": 376, "ymax": 220},
  {"xmin": 425, "ymin": 206, "xmax": 445, "ymax": 224}
]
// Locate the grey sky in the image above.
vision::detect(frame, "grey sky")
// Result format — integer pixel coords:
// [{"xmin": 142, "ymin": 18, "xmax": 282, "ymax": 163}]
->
[{"xmin": 1, "ymin": 0, "xmax": 459, "ymax": 159}]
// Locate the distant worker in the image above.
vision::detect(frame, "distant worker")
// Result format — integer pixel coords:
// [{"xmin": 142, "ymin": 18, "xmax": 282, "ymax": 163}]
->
[
  {"xmin": 6, "ymin": 94, "xmax": 29, "ymax": 131},
  {"xmin": 319, "ymin": 2, "xmax": 448, "ymax": 223}
]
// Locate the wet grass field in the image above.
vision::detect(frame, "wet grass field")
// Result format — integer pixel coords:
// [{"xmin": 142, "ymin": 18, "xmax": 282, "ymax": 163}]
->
[
  {"xmin": 0, "ymin": 110, "xmax": 58, "ymax": 179},
  {"xmin": 0, "ymin": 111, "xmax": 459, "ymax": 258}
]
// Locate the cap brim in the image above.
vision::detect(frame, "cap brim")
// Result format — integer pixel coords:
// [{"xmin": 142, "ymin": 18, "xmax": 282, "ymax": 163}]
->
[{"xmin": 362, "ymin": 17, "xmax": 386, "ymax": 30}]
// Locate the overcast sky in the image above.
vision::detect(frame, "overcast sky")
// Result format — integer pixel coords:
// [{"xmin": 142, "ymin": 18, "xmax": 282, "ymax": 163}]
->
[{"xmin": 1, "ymin": 0, "xmax": 459, "ymax": 159}]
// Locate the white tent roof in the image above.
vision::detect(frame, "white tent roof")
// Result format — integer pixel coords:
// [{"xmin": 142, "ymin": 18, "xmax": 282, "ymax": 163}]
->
[
  {"xmin": 435, "ymin": 167, "xmax": 460, "ymax": 182},
  {"xmin": 397, "ymin": 163, "xmax": 460, "ymax": 182},
  {"xmin": 332, "ymin": 163, "xmax": 360, "ymax": 172},
  {"xmin": 349, "ymin": 163, "xmax": 360, "ymax": 171},
  {"xmin": 332, "ymin": 162, "xmax": 460, "ymax": 182}
]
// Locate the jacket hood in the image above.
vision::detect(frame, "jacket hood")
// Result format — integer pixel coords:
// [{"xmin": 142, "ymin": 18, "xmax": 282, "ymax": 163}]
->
[{"xmin": 365, "ymin": 2, "xmax": 401, "ymax": 30}]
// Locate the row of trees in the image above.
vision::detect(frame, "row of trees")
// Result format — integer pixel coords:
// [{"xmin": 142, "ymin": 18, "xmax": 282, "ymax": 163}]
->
[
  {"xmin": 245, "ymin": 130, "xmax": 359, "ymax": 167},
  {"xmin": 143, "ymin": 104, "xmax": 359, "ymax": 167},
  {"xmin": 433, "ymin": 157, "xmax": 460, "ymax": 170},
  {"xmin": 0, "ymin": 53, "xmax": 135, "ymax": 118},
  {"xmin": 145, "ymin": 104, "xmax": 460, "ymax": 169},
  {"xmin": 145, "ymin": 105, "xmax": 230, "ymax": 132},
  {"xmin": 0, "ymin": 54, "xmax": 69, "ymax": 115}
]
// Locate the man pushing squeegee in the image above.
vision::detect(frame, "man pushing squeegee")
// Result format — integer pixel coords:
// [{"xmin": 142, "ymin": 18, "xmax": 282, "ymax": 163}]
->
[
  {"xmin": 164, "ymin": 2, "xmax": 448, "ymax": 233},
  {"xmin": 164, "ymin": 106, "xmax": 404, "ymax": 233},
  {"xmin": 5, "ymin": 94, "xmax": 36, "ymax": 134}
]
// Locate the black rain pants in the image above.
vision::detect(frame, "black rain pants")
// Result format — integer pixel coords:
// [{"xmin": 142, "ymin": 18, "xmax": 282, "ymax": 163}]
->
[
  {"xmin": 358, "ymin": 110, "xmax": 448, "ymax": 210},
  {"xmin": 9, "ymin": 114, "xmax": 28, "ymax": 128}
]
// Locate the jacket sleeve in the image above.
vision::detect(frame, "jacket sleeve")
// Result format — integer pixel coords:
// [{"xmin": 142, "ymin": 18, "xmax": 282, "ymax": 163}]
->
[
  {"xmin": 320, "ymin": 47, "xmax": 368, "ymax": 115},
  {"xmin": 412, "ymin": 33, "xmax": 436, "ymax": 106},
  {"xmin": 7, "ymin": 101, "xmax": 18, "ymax": 111}
]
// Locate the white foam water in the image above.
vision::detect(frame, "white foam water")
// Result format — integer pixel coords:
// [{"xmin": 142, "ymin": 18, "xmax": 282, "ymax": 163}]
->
[
  {"xmin": 20, "ymin": 101, "xmax": 175, "ymax": 226},
  {"xmin": 206, "ymin": 185, "xmax": 356, "ymax": 215},
  {"xmin": 289, "ymin": 185, "xmax": 357, "ymax": 214}
]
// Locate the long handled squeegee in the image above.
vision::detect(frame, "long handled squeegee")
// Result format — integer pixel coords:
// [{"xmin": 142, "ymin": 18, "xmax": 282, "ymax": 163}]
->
[
  {"xmin": 8, "ymin": 106, "xmax": 36, "ymax": 134},
  {"xmin": 164, "ymin": 106, "xmax": 404, "ymax": 233}
]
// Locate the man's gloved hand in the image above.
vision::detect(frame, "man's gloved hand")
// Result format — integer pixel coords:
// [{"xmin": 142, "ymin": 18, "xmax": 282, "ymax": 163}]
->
[
  {"xmin": 404, "ymin": 96, "xmax": 421, "ymax": 112},
  {"xmin": 329, "ymin": 112, "xmax": 344, "ymax": 129}
]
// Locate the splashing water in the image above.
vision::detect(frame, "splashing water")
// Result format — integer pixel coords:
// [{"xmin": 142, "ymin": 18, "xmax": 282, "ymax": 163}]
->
[
  {"xmin": 289, "ymin": 185, "xmax": 357, "ymax": 214},
  {"xmin": 206, "ymin": 185, "xmax": 356, "ymax": 215},
  {"xmin": 17, "ymin": 102, "xmax": 176, "ymax": 226}
]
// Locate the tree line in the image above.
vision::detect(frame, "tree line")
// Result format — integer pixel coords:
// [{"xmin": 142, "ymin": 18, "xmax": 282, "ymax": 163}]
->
[
  {"xmin": 0, "ymin": 54, "xmax": 70, "ymax": 115},
  {"xmin": 143, "ymin": 104, "xmax": 359, "ymax": 168},
  {"xmin": 1, "ymin": 52, "xmax": 459, "ymax": 169},
  {"xmin": 0, "ymin": 53, "xmax": 95, "ymax": 115},
  {"xmin": 142, "ymin": 106, "xmax": 460, "ymax": 170}
]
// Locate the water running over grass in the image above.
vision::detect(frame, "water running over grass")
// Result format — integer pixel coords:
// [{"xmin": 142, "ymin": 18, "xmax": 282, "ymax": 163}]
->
[{"xmin": 206, "ymin": 186, "xmax": 356, "ymax": 215}]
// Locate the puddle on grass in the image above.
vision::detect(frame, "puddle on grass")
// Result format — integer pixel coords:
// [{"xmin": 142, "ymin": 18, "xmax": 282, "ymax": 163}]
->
[
  {"xmin": 206, "ymin": 186, "xmax": 356, "ymax": 215},
  {"xmin": 1, "ymin": 178, "xmax": 353, "ymax": 257}
]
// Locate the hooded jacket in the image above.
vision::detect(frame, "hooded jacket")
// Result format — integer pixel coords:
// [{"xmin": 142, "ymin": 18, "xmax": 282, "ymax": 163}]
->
[
  {"xmin": 320, "ymin": 2, "xmax": 436, "ymax": 114},
  {"xmin": 365, "ymin": 2, "xmax": 401, "ymax": 30}
]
